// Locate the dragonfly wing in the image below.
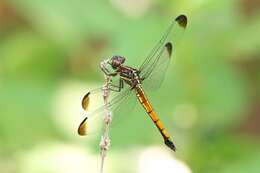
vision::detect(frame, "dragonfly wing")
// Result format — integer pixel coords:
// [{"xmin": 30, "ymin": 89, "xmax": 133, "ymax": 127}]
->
[
  {"xmin": 141, "ymin": 43, "xmax": 172, "ymax": 91},
  {"xmin": 139, "ymin": 15, "xmax": 187, "ymax": 91},
  {"xmin": 109, "ymin": 89, "xmax": 137, "ymax": 130},
  {"xmin": 78, "ymin": 86, "xmax": 136, "ymax": 136}
]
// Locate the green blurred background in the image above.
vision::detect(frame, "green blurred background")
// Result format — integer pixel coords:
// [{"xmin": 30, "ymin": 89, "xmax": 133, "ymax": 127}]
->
[{"xmin": 0, "ymin": 0, "xmax": 260, "ymax": 173}]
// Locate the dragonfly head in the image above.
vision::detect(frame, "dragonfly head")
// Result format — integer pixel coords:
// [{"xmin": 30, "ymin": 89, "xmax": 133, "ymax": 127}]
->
[{"xmin": 109, "ymin": 55, "xmax": 125, "ymax": 69}]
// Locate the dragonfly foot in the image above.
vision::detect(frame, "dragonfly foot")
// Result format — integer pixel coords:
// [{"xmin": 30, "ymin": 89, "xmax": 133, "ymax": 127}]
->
[{"xmin": 164, "ymin": 138, "xmax": 176, "ymax": 151}]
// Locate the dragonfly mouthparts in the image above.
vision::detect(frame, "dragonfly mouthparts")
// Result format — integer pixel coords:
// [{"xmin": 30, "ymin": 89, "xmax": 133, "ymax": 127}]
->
[{"xmin": 164, "ymin": 138, "xmax": 176, "ymax": 151}]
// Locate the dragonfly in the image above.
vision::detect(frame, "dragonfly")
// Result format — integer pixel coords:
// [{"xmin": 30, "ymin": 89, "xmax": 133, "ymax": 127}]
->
[{"xmin": 78, "ymin": 15, "xmax": 187, "ymax": 151}]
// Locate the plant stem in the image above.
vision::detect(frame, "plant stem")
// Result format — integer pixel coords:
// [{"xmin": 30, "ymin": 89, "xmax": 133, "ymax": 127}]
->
[{"xmin": 99, "ymin": 75, "xmax": 112, "ymax": 173}]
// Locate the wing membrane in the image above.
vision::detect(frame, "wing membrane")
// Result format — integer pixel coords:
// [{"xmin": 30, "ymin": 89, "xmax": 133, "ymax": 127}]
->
[
  {"xmin": 78, "ymin": 86, "xmax": 136, "ymax": 136},
  {"xmin": 141, "ymin": 43, "xmax": 172, "ymax": 90},
  {"xmin": 139, "ymin": 15, "xmax": 187, "ymax": 90}
]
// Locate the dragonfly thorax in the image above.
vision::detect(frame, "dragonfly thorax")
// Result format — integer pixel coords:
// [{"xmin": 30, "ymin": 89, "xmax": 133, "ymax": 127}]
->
[
  {"xmin": 108, "ymin": 55, "xmax": 142, "ymax": 87},
  {"xmin": 119, "ymin": 65, "xmax": 142, "ymax": 87}
]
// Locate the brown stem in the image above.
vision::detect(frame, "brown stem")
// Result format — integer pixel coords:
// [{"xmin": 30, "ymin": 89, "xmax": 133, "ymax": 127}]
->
[{"xmin": 99, "ymin": 75, "xmax": 112, "ymax": 173}]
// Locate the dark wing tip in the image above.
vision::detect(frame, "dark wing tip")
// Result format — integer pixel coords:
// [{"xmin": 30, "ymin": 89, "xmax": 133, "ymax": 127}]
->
[
  {"xmin": 165, "ymin": 42, "xmax": 173, "ymax": 57},
  {"xmin": 164, "ymin": 138, "xmax": 176, "ymax": 151},
  {"xmin": 81, "ymin": 92, "xmax": 90, "ymax": 110},
  {"xmin": 78, "ymin": 117, "xmax": 88, "ymax": 136},
  {"xmin": 175, "ymin": 14, "xmax": 187, "ymax": 28}
]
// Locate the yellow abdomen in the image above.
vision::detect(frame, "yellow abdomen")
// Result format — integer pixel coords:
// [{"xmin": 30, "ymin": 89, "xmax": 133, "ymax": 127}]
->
[{"xmin": 135, "ymin": 85, "xmax": 176, "ymax": 151}]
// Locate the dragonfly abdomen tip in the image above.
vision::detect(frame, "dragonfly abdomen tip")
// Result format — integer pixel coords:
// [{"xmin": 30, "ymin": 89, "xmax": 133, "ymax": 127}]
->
[{"xmin": 164, "ymin": 138, "xmax": 176, "ymax": 151}]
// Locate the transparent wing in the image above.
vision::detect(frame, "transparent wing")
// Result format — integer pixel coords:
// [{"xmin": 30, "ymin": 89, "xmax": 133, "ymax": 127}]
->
[
  {"xmin": 109, "ymin": 89, "xmax": 137, "ymax": 131},
  {"xmin": 139, "ymin": 15, "xmax": 187, "ymax": 90},
  {"xmin": 78, "ymin": 85, "xmax": 137, "ymax": 136},
  {"xmin": 141, "ymin": 43, "xmax": 172, "ymax": 90}
]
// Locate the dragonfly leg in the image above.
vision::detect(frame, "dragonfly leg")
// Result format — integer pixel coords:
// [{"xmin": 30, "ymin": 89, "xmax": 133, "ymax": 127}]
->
[
  {"xmin": 101, "ymin": 68, "xmax": 118, "ymax": 77},
  {"xmin": 100, "ymin": 60, "xmax": 118, "ymax": 77},
  {"xmin": 108, "ymin": 78, "xmax": 124, "ymax": 92}
]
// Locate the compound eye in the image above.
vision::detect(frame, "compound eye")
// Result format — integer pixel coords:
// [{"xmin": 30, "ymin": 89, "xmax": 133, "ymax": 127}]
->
[{"xmin": 118, "ymin": 56, "xmax": 125, "ymax": 64}]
